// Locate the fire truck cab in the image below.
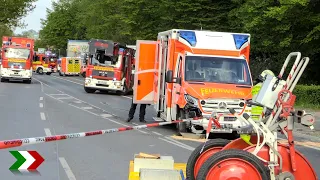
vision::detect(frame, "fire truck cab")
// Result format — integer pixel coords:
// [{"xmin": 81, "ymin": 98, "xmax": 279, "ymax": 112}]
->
[
  {"xmin": 134, "ymin": 29, "xmax": 253, "ymax": 135},
  {"xmin": 0, "ymin": 36, "xmax": 34, "ymax": 83},
  {"xmin": 84, "ymin": 39, "xmax": 135, "ymax": 95},
  {"xmin": 32, "ymin": 51, "xmax": 57, "ymax": 75}
]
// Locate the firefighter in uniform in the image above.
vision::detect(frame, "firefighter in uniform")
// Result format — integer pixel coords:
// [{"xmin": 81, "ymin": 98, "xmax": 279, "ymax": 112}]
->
[{"xmin": 241, "ymin": 69, "xmax": 275, "ymax": 145}]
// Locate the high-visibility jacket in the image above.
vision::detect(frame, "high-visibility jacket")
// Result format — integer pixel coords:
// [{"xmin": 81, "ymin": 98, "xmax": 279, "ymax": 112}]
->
[{"xmin": 251, "ymin": 82, "xmax": 263, "ymax": 121}]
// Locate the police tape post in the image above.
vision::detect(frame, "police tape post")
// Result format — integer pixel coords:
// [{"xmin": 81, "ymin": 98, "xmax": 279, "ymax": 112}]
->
[{"xmin": 0, "ymin": 118, "xmax": 197, "ymax": 150}]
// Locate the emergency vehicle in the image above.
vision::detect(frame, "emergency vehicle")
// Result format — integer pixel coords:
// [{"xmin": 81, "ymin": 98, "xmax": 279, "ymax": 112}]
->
[
  {"xmin": 32, "ymin": 51, "xmax": 57, "ymax": 75},
  {"xmin": 0, "ymin": 36, "xmax": 34, "ymax": 83},
  {"xmin": 84, "ymin": 39, "xmax": 135, "ymax": 95},
  {"xmin": 59, "ymin": 57, "xmax": 81, "ymax": 76},
  {"xmin": 133, "ymin": 29, "xmax": 253, "ymax": 135}
]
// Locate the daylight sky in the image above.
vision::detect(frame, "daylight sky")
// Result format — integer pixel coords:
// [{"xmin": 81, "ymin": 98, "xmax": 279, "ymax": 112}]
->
[{"xmin": 14, "ymin": 0, "xmax": 56, "ymax": 34}]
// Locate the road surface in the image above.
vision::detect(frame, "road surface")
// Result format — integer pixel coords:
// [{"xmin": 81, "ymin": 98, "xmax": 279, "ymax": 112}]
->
[{"xmin": 0, "ymin": 73, "xmax": 318, "ymax": 179}]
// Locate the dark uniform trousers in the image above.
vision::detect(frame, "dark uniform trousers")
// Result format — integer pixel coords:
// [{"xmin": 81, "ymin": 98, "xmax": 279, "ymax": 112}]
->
[{"xmin": 128, "ymin": 98, "xmax": 147, "ymax": 121}]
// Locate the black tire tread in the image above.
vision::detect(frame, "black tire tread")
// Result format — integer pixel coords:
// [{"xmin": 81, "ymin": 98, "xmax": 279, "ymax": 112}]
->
[
  {"xmin": 196, "ymin": 149, "xmax": 270, "ymax": 180},
  {"xmin": 186, "ymin": 139, "xmax": 230, "ymax": 180}
]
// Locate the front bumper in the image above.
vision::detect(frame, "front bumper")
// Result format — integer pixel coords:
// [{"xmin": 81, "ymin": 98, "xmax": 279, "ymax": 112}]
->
[
  {"xmin": 1, "ymin": 68, "xmax": 32, "ymax": 80},
  {"xmin": 192, "ymin": 114, "xmax": 251, "ymax": 133},
  {"xmin": 84, "ymin": 78, "xmax": 123, "ymax": 91}
]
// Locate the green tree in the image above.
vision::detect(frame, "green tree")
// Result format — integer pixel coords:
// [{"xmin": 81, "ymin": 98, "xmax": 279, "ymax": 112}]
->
[{"xmin": 0, "ymin": 0, "xmax": 37, "ymax": 27}]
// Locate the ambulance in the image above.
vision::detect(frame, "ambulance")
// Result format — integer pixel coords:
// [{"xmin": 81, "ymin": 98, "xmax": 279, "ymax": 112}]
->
[
  {"xmin": 58, "ymin": 57, "xmax": 81, "ymax": 76},
  {"xmin": 133, "ymin": 29, "xmax": 253, "ymax": 135}
]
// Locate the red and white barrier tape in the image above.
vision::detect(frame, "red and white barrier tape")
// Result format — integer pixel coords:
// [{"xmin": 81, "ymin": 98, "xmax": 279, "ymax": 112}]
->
[{"xmin": 0, "ymin": 119, "xmax": 194, "ymax": 150}]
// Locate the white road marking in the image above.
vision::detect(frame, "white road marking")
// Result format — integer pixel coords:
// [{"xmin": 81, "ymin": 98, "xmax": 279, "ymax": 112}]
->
[
  {"xmin": 81, "ymin": 106, "xmax": 93, "ymax": 110},
  {"xmin": 159, "ymin": 137, "xmax": 195, "ymax": 151},
  {"xmin": 121, "ymin": 96, "xmax": 132, "ymax": 99},
  {"xmin": 152, "ymin": 131, "xmax": 163, "ymax": 136},
  {"xmin": 139, "ymin": 130, "xmax": 148, "ymax": 134},
  {"xmin": 164, "ymin": 136, "xmax": 196, "ymax": 149},
  {"xmin": 132, "ymin": 123, "xmax": 139, "ymax": 126},
  {"xmin": 45, "ymin": 93, "xmax": 63, "ymax": 102},
  {"xmin": 44, "ymin": 128, "xmax": 52, "ymax": 136},
  {"xmin": 40, "ymin": 97, "xmax": 43, "ymax": 101},
  {"xmin": 40, "ymin": 112, "xmax": 46, "ymax": 120},
  {"xmin": 51, "ymin": 75, "xmax": 83, "ymax": 85},
  {"xmin": 101, "ymin": 114, "xmax": 112, "ymax": 118},
  {"xmin": 74, "ymin": 101, "xmax": 82, "ymax": 104},
  {"xmin": 35, "ymin": 78, "xmax": 152, "ymax": 136},
  {"xmin": 48, "ymin": 94, "xmax": 67, "ymax": 96},
  {"xmin": 57, "ymin": 97, "xmax": 74, "ymax": 100},
  {"xmin": 59, "ymin": 157, "xmax": 77, "ymax": 180},
  {"xmin": 39, "ymin": 103, "xmax": 43, "ymax": 108}
]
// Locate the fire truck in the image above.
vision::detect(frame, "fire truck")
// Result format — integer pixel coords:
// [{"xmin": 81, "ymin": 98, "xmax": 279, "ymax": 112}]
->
[
  {"xmin": 0, "ymin": 36, "xmax": 34, "ymax": 83},
  {"xmin": 133, "ymin": 29, "xmax": 253, "ymax": 135},
  {"xmin": 32, "ymin": 51, "xmax": 56, "ymax": 75},
  {"xmin": 84, "ymin": 39, "xmax": 135, "ymax": 95}
]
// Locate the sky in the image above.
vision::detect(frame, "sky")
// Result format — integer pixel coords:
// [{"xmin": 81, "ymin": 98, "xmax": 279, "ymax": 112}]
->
[{"xmin": 14, "ymin": 0, "xmax": 56, "ymax": 34}]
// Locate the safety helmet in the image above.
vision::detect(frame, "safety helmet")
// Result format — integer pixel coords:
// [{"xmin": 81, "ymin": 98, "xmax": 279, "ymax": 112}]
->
[{"xmin": 257, "ymin": 69, "xmax": 275, "ymax": 82}]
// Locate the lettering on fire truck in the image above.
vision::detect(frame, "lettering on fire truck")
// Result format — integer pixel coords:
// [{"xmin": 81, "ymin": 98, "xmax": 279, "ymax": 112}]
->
[
  {"xmin": 93, "ymin": 66, "xmax": 114, "ymax": 71},
  {"xmin": 200, "ymin": 88, "xmax": 245, "ymax": 96}
]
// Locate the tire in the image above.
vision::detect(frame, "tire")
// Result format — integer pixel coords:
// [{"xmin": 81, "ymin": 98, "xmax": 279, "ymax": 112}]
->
[
  {"xmin": 121, "ymin": 85, "xmax": 128, "ymax": 95},
  {"xmin": 37, "ymin": 68, "xmax": 44, "ymax": 75},
  {"xmin": 59, "ymin": 71, "xmax": 63, "ymax": 76},
  {"xmin": 176, "ymin": 109, "xmax": 188, "ymax": 134},
  {"xmin": 196, "ymin": 149, "xmax": 270, "ymax": 180},
  {"xmin": 1, "ymin": 78, "xmax": 5, "ymax": 82},
  {"xmin": 84, "ymin": 87, "xmax": 96, "ymax": 93},
  {"xmin": 46, "ymin": 72, "xmax": 52, "ymax": 75},
  {"xmin": 81, "ymin": 72, "xmax": 86, "ymax": 77},
  {"xmin": 186, "ymin": 139, "xmax": 230, "ymax": 180},
  {"xmin": 24, "ymin": 79, "xmax": 31, "ymax": 84}
]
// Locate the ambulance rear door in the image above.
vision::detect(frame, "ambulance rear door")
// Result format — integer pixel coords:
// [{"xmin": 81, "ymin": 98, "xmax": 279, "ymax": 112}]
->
[
  {"xmin": 74, "ymin": 58, "xmax": 80, "ymax": 73},
  {"xmin": 133, "ymin": 40, "xmax": 158, "ymax": 104}
]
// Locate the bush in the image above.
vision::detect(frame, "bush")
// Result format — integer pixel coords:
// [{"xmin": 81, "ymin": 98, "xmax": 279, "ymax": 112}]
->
[{"xmin": 293, "ymin": 85, "xmax": 320, "ymax": 109}]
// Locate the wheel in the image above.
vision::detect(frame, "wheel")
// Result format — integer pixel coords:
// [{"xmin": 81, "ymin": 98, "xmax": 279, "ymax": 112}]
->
[
  {"xmin": 186, "ymin": 139, "xmax": 230, "ymax": 180},
  {"xmin": 81, "ymin": 72, "xmax": 86, "ymax": 77},
  {"xmin": 37, "ymin": 68, "xmax": 44, "ymax": 75},
  {"xmin": 24, "ymin": 79, "xmax": 31, "ymax": 84},
  {"xmin": 176, "ymin": 109, "xmax": 188, "ymax": 134},
  {"xmin": 196, "ymin": 149, "xmax": 270, "ymax": 180},
  {"xmin": 121, "ymin": 85, "xmax": 128, "ymax": 95},
  {"xmin": 59, "ymin": 71, "xmax": 63, "ymax": 76},
  {"xmin": 84, "ymin": 87, "xmax": 96, "ymax": 93},
  {"xmin": 1, "ymin": 78, "xmax": 6, "ymax": 82},
  {"xmin": 46, "ymin": 72, "xmax": 52, "ymax": 75}
]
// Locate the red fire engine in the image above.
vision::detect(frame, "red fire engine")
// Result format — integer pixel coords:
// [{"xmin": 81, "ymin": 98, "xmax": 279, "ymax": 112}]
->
[
  {"xmin": 1, "ymin": 36, "xmax": 34, "ymax": 83},
  {"xmin": 84, "ymin": 39, "xmax": 135, "ymax": 95}
]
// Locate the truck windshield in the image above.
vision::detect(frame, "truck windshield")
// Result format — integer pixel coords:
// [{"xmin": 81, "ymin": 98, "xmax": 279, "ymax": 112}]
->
[
  {"xmin": 184, "ymin": 56, "xmax": 252, "ymax": 85},
  {"xmin": 4, "ymin": 48, "xmax": 30, "ymax": 59},
  {"xmin": 90, "ymin": 51, "xmax": 121, "ymax": 68}
]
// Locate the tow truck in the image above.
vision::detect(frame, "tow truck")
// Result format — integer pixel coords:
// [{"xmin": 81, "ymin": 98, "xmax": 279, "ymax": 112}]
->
[
  {"xmin": 0, "ymin": 36, "xmax": 34, "ymax": 83},
  {"xmin": 84, "ymin": 39, "xmax": 135, "ymax": 95},
  {"xmin": 133, "ymin": 29, "xmax": 253, "ymax": 136}
]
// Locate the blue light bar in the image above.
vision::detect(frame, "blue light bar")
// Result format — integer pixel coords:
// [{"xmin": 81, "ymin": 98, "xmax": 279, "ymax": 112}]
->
[
  {"xmin": 233, "ymin": 34, "xmax": 249, "ymax": 49},
  {"xmin": 179, "ymin": 30, "xmax": 197, "ymax": 46}
]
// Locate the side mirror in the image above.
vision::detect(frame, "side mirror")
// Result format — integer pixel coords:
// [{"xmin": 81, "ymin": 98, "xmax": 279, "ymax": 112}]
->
[{"xmin": 165, "ymin": 70, "xmax": 173, "ymax": 83}]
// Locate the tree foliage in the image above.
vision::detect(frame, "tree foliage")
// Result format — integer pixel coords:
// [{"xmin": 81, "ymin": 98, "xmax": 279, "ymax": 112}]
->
[
  {"xmin": 39, "ymin": 0, "xmax": 320, "ymax": 84},
  {"xmin": 0, "ymin": 0, "xmax": 36, "ymax": 27}
]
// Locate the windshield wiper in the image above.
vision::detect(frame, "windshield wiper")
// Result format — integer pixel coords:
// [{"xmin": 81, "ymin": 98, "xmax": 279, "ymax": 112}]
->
[
  {"xmin": 236, "ymin": 85, "xmax": 251, "ymax": 88},
  {"xmin": 187, "ymin": 81, "xmax": 205, "ymax": 84}
]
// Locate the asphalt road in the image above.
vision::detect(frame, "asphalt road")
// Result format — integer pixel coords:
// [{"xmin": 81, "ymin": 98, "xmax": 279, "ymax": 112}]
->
[{"xmin": 0, "ymin": 73, "xmax": 319, "ymax": 179}]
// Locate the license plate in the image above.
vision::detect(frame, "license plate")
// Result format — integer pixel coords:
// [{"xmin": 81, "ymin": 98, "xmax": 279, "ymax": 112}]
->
[{"xmin": 98, "ymin": 81, "xmax": 108, "ymax": 85}]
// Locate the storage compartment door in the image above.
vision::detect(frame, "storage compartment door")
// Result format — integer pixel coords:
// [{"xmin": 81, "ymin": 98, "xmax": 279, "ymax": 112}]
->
[{"xmin": 133, "ymin": 40, "xmax": 158, "ymax": 104}]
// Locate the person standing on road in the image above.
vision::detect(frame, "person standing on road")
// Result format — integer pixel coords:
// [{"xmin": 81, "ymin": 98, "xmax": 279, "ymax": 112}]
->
[
  {"xmin": 127, "ymin": 98, "xmax": 147, "ymax": 123},
  {"xmin": 240, "ymin": 69, "xmax": 275, "ymax": 145},
  {"xmin": 251, "ymin": 69, "xmax": 275, "ymax": 121}
]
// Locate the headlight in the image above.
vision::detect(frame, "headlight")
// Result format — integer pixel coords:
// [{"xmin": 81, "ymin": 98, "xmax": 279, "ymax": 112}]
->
[
  {"xmin": 19, "ymin": 65, "xmax": 22, "ymax": 69},
  {"xmin": 85, "ymin": 79, "xmax": 91, "ymax": 83},
  {"xmin": 184, "ymin": 94, "xmax": 198, "ymax": 107},
  {"xmin": 11, "ymin": 65, "xmax": 14, "ymax": 68},
  {"xmin": 115, "ymin": 82, "xmax": 121, "ymax": 86}
]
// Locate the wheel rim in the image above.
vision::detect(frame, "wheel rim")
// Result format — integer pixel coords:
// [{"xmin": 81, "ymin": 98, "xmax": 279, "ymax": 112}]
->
[
  {"xmin": 194, "ymin": 147, "xmax": 222, "ymax": 177},
  {"xmin": 206, "ymin": 158, "xmax": 262, "ymax": 180},
  {"xmin": 39, "ymin": 69, "xmax": 43, "ymax": 73}
]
